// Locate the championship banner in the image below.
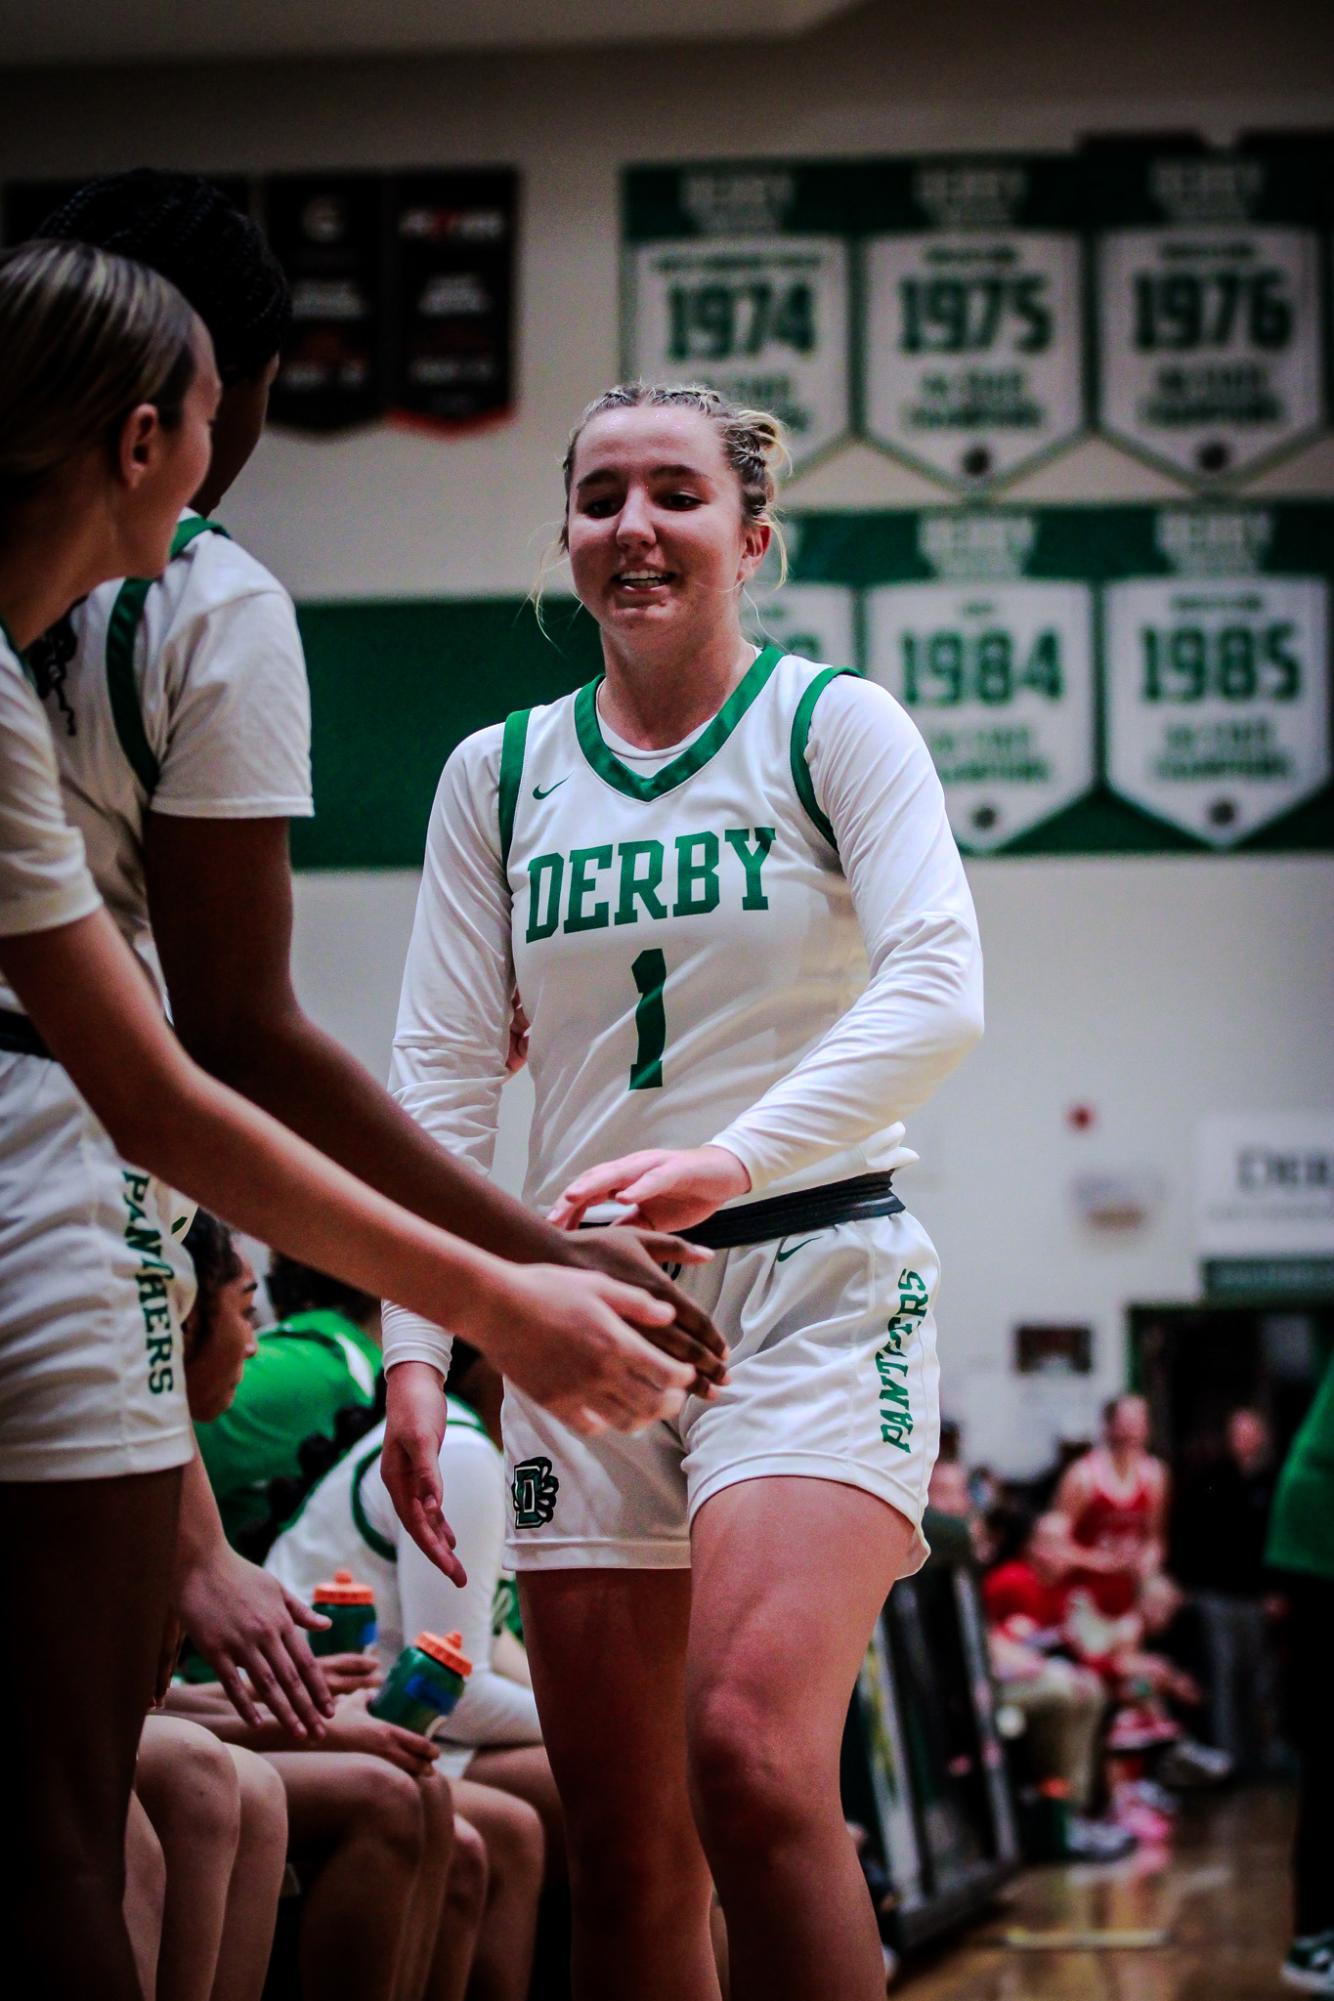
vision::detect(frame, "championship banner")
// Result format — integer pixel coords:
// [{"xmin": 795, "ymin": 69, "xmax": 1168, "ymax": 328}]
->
[
  {"xmin": 389, "ymin": 170, "xmax": 518, "ymax": 430},
  {"xmin": 621, "ymin": 164, "xmax": 853, "ymax": 470},
  {"xmin": 862, "ymin": 514, "xmax": 1097, "ymax": 852},
  {"xmin": 1102, "ymin": 503, "xmax": 1331, "ymax": 847},
  {"xmin": 264, "ymin": 174, "xmax": 387, "ymax": 431},
  {"xmin": 1090, "ymin": 139, "xmax": 1326, "ymax": 483},
  {"xmin": 749, "ymin": 501, "xmax": 1333, "ymax": 857},
  {"xmin": 862, "ymin": 156, "xmax": 1087, "ymax": 490}
]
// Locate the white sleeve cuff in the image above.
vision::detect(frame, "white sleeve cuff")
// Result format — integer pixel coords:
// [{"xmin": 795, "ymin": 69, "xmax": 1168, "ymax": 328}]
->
[{"xmin": 381, "ymin": 1306, "xmax": 453, "ymax": 1380}]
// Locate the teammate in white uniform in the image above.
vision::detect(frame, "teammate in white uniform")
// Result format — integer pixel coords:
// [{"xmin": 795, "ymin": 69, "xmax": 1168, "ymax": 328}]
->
[
  {"xmin": 0, "ymin": 230, "xmax": 693, "ymax": 1998},
  {"xmin": 267, "ymin": 1396, "xmax": 542, "ymax": 1779},
  {"xmin": 33, "ymin": 173, "xmax": 724, "ymax": 1495},
  {"xmin": 383, "ymin": 382, "xmax": 983, "ymax": 2001}
]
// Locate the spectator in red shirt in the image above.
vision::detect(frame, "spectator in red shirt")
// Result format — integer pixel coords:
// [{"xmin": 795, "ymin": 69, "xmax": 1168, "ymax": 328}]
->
[
  {"xmin": 985, "ymin": 1512, "xmax": 1075, "ymax": 1640},
  {"xmin": 984, "ymin": 1512, "xmax": 1107, "ymax": 1820}
]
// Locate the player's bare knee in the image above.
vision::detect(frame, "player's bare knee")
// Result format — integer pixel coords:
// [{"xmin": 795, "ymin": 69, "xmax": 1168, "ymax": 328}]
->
[
  {"xmin": 487, "ymin": 1794, "xmax": 545, "ymax": 1890},
  {"xmin": 358, "ymin": 1760, "xmax": 426, "ymax": 1867},
  {"xmin": 172, "ymin": 1726, "xmax": 244, "ymax": 1853},
  {"xmin": 233, "ymin": 1750, "xmax": 288, "ymax": 1862},
  {"xmin": 688, "ymin": 1685, "xmax": 809, "ymax": 1854},
  {"xmin": 445, "ymin": 1816, "xmax": 489, "ymax": 1922},
  {"xmin": 418, "ymin": 1771, "xmax": 455, "ymax": 1870}
]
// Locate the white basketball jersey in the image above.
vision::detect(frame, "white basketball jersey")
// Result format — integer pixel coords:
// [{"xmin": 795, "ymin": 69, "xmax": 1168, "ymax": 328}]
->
[
  {"xmin": 503, "ymin": 645, "xmax": 911, "ymax": 1211},
  {"xmin": 3, "ymin": 514, "xmax": 313, "ymax": 1013}
]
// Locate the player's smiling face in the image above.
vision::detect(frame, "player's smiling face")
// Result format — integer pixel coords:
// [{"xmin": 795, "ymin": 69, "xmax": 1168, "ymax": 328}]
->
[{"xmin": 566, "ymin": 406, "xmax": 767, "ymax": 646}]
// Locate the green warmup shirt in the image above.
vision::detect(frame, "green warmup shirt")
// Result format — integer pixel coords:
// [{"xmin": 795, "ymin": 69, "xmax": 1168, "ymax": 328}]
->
[
  {"xmin": 1266, "ymin": 1330, "xmax": 1334, "ymax": 1582},
  {"xmin": 197, "ymin": 1309, "xmax": 382, "ymax": 1549}
]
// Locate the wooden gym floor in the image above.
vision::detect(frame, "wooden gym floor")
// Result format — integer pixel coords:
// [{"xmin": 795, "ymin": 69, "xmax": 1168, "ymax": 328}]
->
[{"xmin": 903, "ymin": 1787, "xmax": 1294, "ymax": 1999}]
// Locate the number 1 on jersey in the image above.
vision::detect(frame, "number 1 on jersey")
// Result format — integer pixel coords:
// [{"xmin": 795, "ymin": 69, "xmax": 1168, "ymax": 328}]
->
[{"xmin": 630, "ymin": 949, "xmax": 666, "ymax": 1091}]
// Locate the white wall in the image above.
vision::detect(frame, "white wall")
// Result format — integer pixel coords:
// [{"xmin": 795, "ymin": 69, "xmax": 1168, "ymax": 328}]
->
[{"xmin": 7, "ymin": 0, "xmax": 1332, "ymax": 1470}]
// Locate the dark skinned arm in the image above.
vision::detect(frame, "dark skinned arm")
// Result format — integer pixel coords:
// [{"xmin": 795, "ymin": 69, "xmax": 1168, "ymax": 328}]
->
[{"xmin": 142, "ymin": 813, "xmax": 724, "ymax": 1381}]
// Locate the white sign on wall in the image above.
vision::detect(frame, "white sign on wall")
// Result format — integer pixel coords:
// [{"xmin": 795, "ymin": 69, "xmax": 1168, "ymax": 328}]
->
[{"xmin": 1196, "ymin": 1112, "xmax": 1334, "ymax": 1259}]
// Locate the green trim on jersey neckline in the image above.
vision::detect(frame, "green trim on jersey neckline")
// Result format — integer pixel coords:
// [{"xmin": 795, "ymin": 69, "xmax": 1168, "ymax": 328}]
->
[{"xmin": 573, "ymin": 643, "xmax": 782, "ymax": 802}]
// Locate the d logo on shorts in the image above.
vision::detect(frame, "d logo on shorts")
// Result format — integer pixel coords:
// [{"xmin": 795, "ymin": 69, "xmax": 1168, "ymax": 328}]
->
[{"xmin": 511, "ymin": 1456, "xmax": 559, "ymax": 1528}]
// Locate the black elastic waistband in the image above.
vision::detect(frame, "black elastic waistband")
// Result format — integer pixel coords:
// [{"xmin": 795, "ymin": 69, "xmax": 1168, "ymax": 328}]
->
[
  {"xmin": 680, "ymin": 1172, "xmax": 903, "ymax": 1250},
  {"xmin": 0, "ymin": 1008, "xmax": 52, "ymax": 1060}
]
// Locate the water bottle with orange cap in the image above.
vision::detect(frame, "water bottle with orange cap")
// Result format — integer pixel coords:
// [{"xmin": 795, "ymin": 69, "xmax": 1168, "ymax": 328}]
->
[
  {"xmin": 309, "ymin": 1570, "xmax": 378, "ymax": 1657},
  {"xmin": 370, "ymin": 1631, "xmax": 473, "ymax": 1736}
]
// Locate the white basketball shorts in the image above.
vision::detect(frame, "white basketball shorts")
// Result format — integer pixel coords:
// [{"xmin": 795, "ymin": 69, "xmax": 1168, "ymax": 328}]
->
[
  {"xmin": 502, "ymin": 1205, "xmax": 942, "ymax": 1573},
  {"xmin": 0, "ymin": 1050, "xmax": 196, "ymax": 1481}
]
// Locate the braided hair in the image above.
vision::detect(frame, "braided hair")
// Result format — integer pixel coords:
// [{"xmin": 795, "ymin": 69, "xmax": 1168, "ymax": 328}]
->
[{"xmin": 37, "ymin": 170, "xmax": 290, "ymax": 384}]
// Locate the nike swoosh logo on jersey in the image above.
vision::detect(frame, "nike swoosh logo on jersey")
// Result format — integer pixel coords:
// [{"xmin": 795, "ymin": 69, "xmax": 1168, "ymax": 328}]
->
[
  {"xmin": 533, "ymin": 777, "xmax": 571, "ymax": 799},
  {"xmin": 775, "ymin": 1236, "xmax": 820, "ymax": 1263}
]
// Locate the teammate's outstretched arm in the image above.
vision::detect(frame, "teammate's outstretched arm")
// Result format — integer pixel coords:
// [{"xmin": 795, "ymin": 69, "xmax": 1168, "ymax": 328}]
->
[
  {"xmin": 142, "ymin": 812, "xmax": 726, "ymax": 1393},
  {"xmin": 0, "ymin": 909, "xmax": 697, "ymax": 1424}
]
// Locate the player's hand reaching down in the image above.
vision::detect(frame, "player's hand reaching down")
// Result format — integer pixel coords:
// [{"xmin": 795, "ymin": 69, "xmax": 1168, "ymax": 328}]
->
[
  {"xmin": 473, "ymin": 1260, "xmax": 697, "ymax": 1431},
  {"xmin": 551, "ymin": 1144, "xmax": 752, "ymax": 1235},
  {"xmin": 563, "ymin": 1224, "xmax": 728, "ymax": 1395},
  {"xmin": 384, "ymin": 1256, "xmax": 709, "ymax": 1572}
]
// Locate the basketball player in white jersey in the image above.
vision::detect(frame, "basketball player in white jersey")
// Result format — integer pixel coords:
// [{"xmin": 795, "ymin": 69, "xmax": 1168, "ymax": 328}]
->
[
  {"xmin": 30, "ymin": 174, "xmax": 724, "ymax": 1460},
  {"xmin": 0, "ymin": 241, "xmax": 720, "ymax": 2000},
  {"xmin": 382, "ymin": 382, "xmax": 984, "ymax": 2000}
]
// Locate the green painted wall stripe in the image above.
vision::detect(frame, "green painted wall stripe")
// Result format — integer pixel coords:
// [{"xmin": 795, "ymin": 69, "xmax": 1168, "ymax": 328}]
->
[
  {"xmin": 790, "ymin": 665, "xmax": 857, "ymax": 850},
  {"xmin": 287, "ymin": 597, "xmax": 1333, "ymax": 871}
]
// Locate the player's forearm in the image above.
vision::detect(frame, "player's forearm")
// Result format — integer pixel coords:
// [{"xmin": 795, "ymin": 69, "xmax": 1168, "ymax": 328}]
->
[
  {"xmin": 161, "ymin": 1685, "xmax": 291, "ymax": 1750},
  {"xmin": 712, "ymin": 930, "xmax": 983, "ymax": 1191},
  {"xmin": 175, "ymin": 1448, "xmax": 226, "ymax": 1575},
  {"xmin": 194, "ymin": 1002, "xmax": 567, "ymax": 1265}
]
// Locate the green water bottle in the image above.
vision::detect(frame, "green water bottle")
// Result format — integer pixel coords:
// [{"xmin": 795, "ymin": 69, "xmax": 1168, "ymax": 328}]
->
[
  {"xmin": 370, "ymin": 1630, "xmax": 472, "ymax": 1736},
  {"xmin": 309, "ymin": 1570, "xmax": 378, "ymax": 1657}
]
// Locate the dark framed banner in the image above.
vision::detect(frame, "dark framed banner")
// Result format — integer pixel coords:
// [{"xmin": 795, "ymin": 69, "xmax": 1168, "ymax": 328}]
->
[
  {"xmin": 265, "ymin": 167, "xmax": 519, "ymax": 434},
  {"xmin": 388, "ymin": 169, "xmax": 518, "ymax": 430},
  {"xmin": 264, "ymin": 173, "xmax": 388, "ymax": 430}
]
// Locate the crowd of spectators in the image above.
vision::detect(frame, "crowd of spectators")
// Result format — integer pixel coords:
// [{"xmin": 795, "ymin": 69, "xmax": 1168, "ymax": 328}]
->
[{"xmin": 929, "ymin": 1391, "xmax": 1288, "ymax": 1863}]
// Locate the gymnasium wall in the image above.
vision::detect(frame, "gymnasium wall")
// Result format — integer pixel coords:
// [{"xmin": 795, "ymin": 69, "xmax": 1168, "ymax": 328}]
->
[{"xmin": 5, "ymin": 0, "xmax": 1331, "ymax": 1471}]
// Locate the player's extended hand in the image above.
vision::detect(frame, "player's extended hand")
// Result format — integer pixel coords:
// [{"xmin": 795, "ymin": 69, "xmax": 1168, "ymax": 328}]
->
[
  {"xmin": 562, "ymin": 1225, "xmax": 728, "ymax": 1396},
  {"xmin": 177, "ymin": 1542, "xmax": 334, "ymax": 1739},
  {"xmin": 382, "ymin": 1363, "xmax": 467, "ymax": 1584},
  {"xmin": 469, "ymin": 1262, "xmax": 697, "ymax": 1435},
  {"xmin": 324, "ymin": 1689, "xmax": 439, "ymax": 1779},
  {"xmin": 550, "ymin": 1145, "xmax": 752, "ymax": 1236}
]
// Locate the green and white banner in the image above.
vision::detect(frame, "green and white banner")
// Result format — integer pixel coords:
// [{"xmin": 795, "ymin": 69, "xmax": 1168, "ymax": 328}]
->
[
  {"xmin": 1090, "ymin": 142, "xmax": 1326, "ymax": 482},
  {"xmin": 862, "ymin": 158, "xmax": 1086, "ymax": 489},
  {"xmin": 621, "ymin": 166, "xmax": 853, "ymax": 469},
  {"xmin": 759, "ymin": 500, "xmax": 1333, "ymax": 856},
  {"xmin": 621, "ymin": 139, "xmax": 1331, "ymax": 495},
  {"xmin": 1102, "ymin": 506, "xmax": 1330, "ymax": 845}
]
